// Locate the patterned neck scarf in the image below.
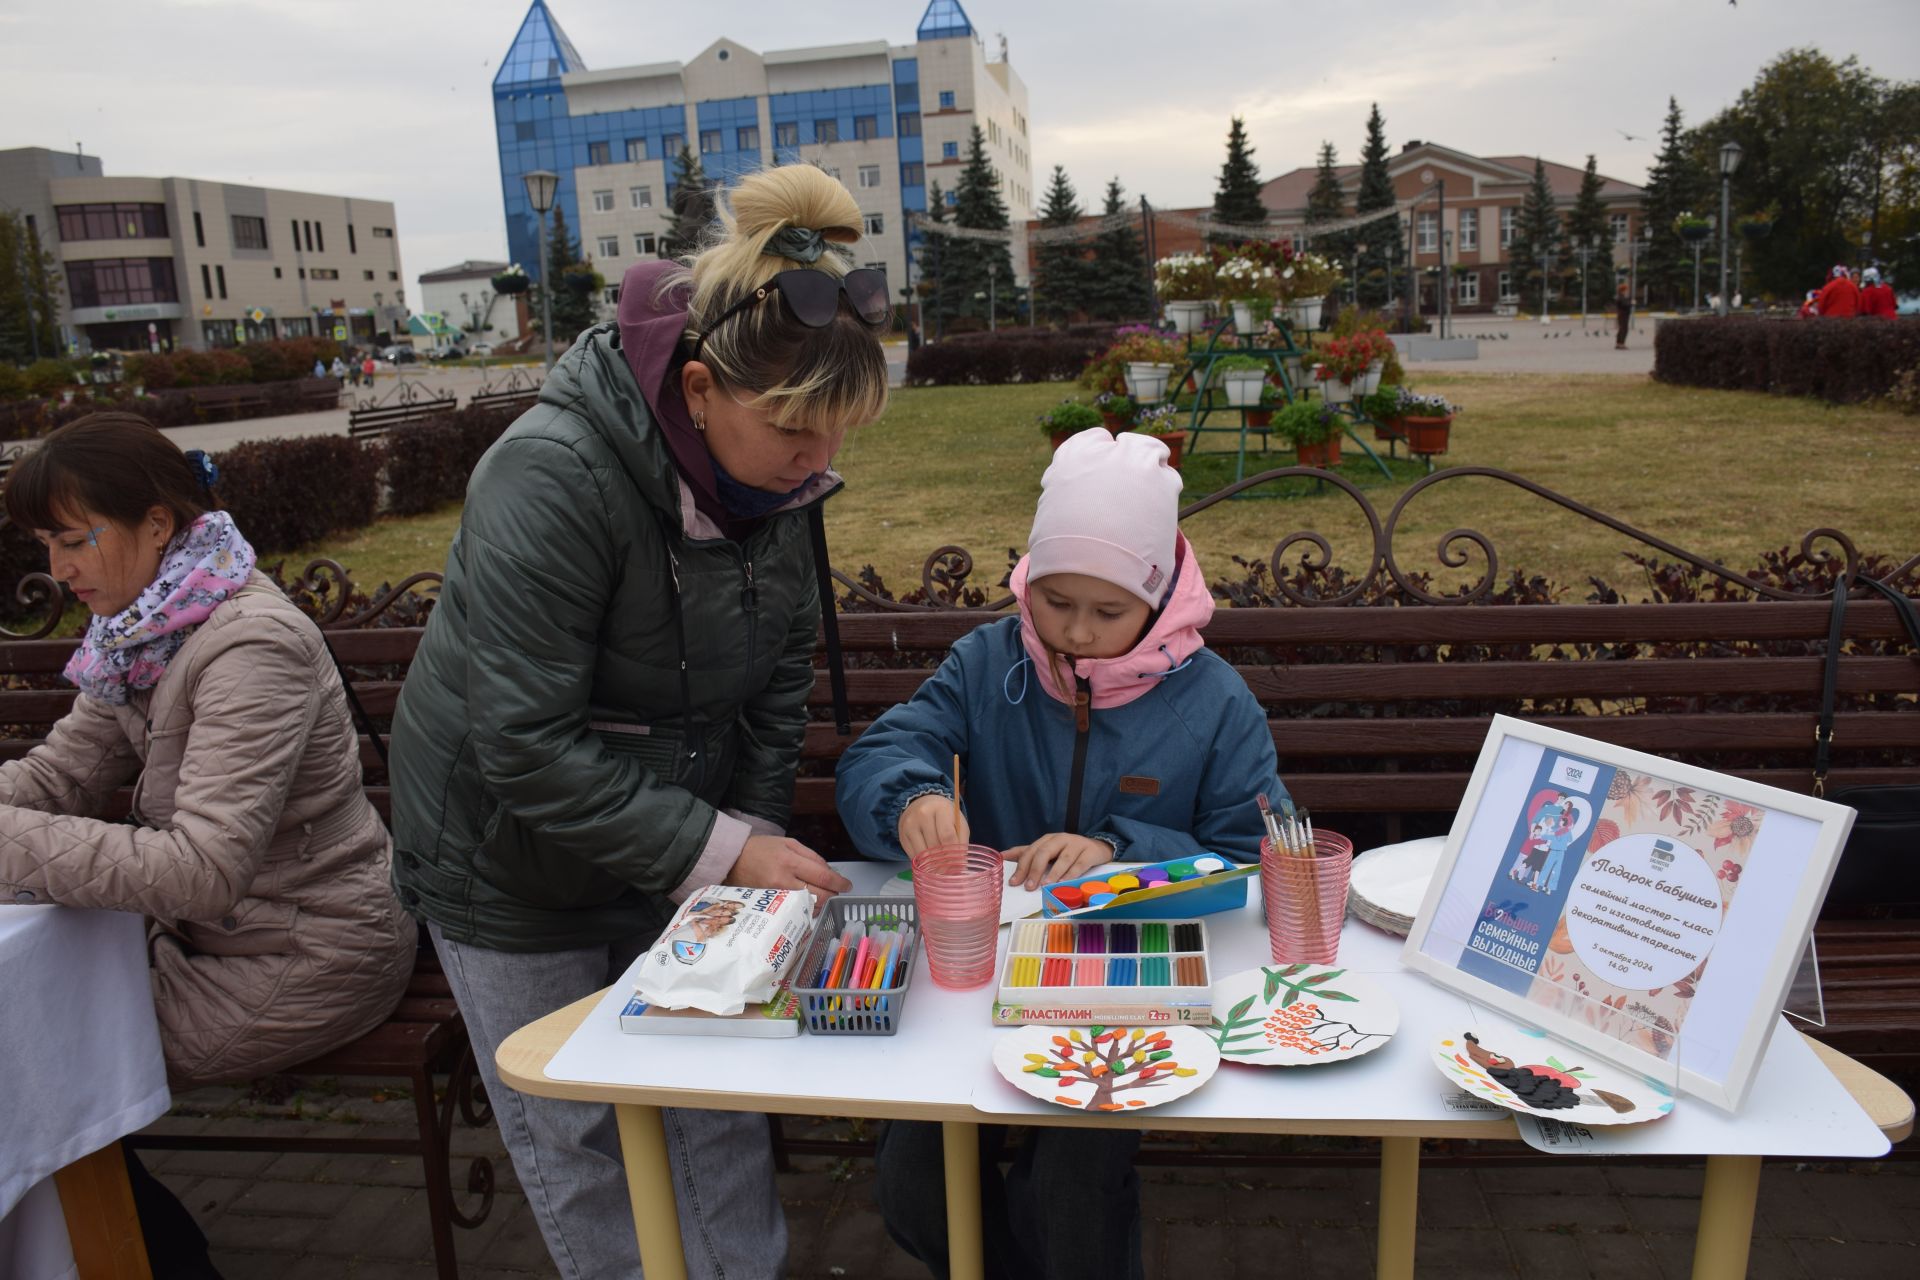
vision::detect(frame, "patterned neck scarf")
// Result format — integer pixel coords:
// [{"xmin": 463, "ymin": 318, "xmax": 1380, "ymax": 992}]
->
[{"xmin": 63, "ymin": 511, "xmax": 257, "ymax": 705}]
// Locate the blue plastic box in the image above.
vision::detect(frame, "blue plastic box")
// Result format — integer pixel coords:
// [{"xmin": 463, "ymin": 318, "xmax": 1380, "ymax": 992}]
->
[{"xmin": 1039, "ymin": 858, "xmax": 1253, "ymax": 920}]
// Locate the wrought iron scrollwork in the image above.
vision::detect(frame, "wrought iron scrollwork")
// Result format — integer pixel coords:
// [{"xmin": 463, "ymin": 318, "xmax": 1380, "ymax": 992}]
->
[{"xmin": 353, "ymin": 377, "xmax": 452, "ymax": 414}]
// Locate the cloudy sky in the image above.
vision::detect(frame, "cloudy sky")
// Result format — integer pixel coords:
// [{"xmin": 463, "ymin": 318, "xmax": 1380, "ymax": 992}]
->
[{"xmin": 4, "ymin": 0, "xmax": 1915, "ymax": 305}]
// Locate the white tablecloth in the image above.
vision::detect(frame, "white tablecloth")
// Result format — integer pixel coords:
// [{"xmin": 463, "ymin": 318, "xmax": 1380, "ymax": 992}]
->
[{"xmin": 0, "ymin": 905, "xmax": 171, "ymax": 1278}]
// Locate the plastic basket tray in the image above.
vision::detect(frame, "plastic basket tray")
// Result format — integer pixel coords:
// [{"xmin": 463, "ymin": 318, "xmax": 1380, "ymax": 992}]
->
[{"xmin": 792, "ymin": 896, "xmax": 919, "ymax": 1035}]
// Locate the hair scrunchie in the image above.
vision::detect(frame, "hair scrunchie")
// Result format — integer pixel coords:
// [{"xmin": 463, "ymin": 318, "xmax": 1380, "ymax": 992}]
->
[
  {"xmin": 183, "ymin": 449, "xmax": 219, "ymax": 491},
  {"xmin": 763, "ymin": 225, "xmax": 826, "ymax": 264}
]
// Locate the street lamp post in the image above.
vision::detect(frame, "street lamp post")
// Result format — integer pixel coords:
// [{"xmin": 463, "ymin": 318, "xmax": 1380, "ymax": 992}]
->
[
  {"xmin": 1717, "ymin": 141, "xmax": 1742, "ymax": 316},
  {"xmin": 522, "ymin": 169, "xmax": 560, "ymax": 369},
  {"xmin": 1440, "ymin": 229, "xmax": 1452, "ymax": 340},
  {"xmin": 1692, "ymin": 237, "xmax": 1705, "ymax": 313},
  {"xmin": 1575, "ymin": 237, "xmax": 1594, "ymax": 327}
]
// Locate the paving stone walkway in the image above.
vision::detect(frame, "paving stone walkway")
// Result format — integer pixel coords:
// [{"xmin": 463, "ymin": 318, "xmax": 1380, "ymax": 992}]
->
[{"xmin": 141, "ymin": 1079, "xmax": 1918, "ymax": 1279}]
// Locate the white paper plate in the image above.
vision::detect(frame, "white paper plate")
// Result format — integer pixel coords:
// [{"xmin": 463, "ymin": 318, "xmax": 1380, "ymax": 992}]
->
[
  {"xmin": 1433, "ymin": 1026, "xmax": 1674, "ymax": 1126},
  {"xmin": 1348, "ymin": 837, "xmax": 1445, "ymax": 933},
  {"xmin": 1207, "ymin": 965, "xmax": 1400, "ymax": 1067},
  {"xmin": 991, "ymin": 1025, "xmax": 1220, "ymax": 1113}
]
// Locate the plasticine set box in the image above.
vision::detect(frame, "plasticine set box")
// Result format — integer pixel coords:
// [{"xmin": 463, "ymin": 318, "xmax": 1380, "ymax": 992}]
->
[{"xmin": 1039, "ymin": 855, "xmax": 1253, "ymax": 921}]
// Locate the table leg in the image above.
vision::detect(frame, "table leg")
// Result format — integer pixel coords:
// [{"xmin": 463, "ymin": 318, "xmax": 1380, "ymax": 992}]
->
[
  {"xmin": 941, "ymin": 1120, "xmax": 986, "ymax": 1280},
  {"xmin": 613, "ymin": 1103, "xmax": 689, "ymax": 1280},
  {"xmin": 1375, "ymin": 1135, "xmax": 1419, "ymax": 1280},
  {"xmin": 51, "ymin": 1140, "xmax": 152, "ymax": 1279},
  {"xmin": 1689, "ymin": 1154, "xmax": 1761, "ymax": 1280}
]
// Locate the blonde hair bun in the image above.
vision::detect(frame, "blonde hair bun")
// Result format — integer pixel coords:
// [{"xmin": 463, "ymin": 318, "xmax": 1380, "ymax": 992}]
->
[{"xmin": 727, "ymin": 166, "xmax": 861, "ymax": 248}]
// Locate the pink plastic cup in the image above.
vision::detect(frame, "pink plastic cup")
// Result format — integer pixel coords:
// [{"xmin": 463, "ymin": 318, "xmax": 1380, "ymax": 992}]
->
[
  {"xmin": 910, "ymin": 844, "xmax": 1004, "ymax": 990},
  {"xmin": 1260, "ymin": 831, "xmax": 1354, "ymax": 965}
]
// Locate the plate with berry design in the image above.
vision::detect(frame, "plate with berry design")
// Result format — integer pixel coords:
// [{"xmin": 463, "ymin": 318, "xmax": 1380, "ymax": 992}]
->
[
  {"xmin": 1205, "ymin": 965, "xmax": 1400, "ymax": 1067},
  {"xmin": 1434, "ymin": 1026, "xmax": 1674, "ymax": 1125}
]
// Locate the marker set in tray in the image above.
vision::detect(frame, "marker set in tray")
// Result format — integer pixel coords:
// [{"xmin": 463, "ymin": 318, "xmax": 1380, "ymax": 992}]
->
[{"xmin": 993, "ymin": 918, "xmax": 1213, "ymax": 1027}]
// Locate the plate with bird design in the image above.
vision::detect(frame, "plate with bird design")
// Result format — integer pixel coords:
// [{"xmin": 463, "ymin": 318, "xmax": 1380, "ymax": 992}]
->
[{"xmin": 1435, "ymin": 1026, "xmax": 1675, "ymax": 1125}]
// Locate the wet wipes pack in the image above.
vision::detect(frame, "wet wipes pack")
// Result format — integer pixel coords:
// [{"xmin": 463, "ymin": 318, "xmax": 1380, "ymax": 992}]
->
[{"xmin": 633, "ymin": 886, "xmax": 816, "ymax": 1015}]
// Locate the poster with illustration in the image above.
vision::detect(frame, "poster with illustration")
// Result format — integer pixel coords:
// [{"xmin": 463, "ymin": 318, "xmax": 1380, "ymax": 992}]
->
[{"xmin": 1403, "ymin": 716, "xmax": 1855, "ymax": 1112}]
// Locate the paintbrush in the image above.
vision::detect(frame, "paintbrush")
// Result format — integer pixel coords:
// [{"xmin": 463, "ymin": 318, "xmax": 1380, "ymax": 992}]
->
[{"xmin": 1256, "ymin": 793, "xmax": 1285, "ymax": 854}]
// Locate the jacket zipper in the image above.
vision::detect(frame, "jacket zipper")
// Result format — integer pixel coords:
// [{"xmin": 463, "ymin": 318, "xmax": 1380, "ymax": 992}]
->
[
  {"xmin": 1063, "ymin": 675, "xmax": 1092, "ymax": 835},
  {"xmin": 740, "ymin": 557, "xmax": 758, "ymax": 703}
]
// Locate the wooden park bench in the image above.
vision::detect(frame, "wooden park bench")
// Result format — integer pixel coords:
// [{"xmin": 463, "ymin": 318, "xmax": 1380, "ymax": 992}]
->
[
  {"xmin": 464, "ymin": 367, "xmax": 544, "ymax": 419},
  {"xmin": 348, "ymin": 381, "xmax": 458, "ymax": 444}
]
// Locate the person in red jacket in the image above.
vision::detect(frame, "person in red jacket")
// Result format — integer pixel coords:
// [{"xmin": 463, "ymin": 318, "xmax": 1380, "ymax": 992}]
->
[
  {"xmin": 1797, "ymin": 289, "xmax": 1820, "ymax": 319},
  {"xmin": 1813, "ymin": 264, "xmax": 1861, "ymax": 317},
  {"xmin": 1861, "ymin": 267, "xmax": 1898, "ymax": 318}
]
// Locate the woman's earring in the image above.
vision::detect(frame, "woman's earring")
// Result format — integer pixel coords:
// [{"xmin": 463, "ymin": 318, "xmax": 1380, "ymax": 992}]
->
[{"xmin": 693, "ymin": 410, "xmax": 707, "ymax": 432}]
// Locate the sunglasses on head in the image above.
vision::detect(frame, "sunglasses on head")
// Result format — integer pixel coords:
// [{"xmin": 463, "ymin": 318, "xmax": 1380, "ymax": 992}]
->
[{"xmin": 690, "ymin": 268, "xmax": 891, "ymax": 361}]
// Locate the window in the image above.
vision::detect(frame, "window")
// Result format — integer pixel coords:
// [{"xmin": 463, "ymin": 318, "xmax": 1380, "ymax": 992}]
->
[
  {"xmin": 700, "ymin": 129, "xmax": 722, "ymax": 155},
  {"xmin": 626, "ymin": 137, "xmax": 648, "ymax": 162},
  {"xmin": 303, "ymin": 220, "xmax": 314, "ymax": 252},
  {"xmin": 348, "ymin": 224, "xmax": 357, "ymax": 254},
  {"xmin": 814, "ymin": 118, "xmax": 839, "ymax": 144},
  {"xmin": 200, "ymin": 263, "xmax": 212, "ymax": 297},
  {"xmin": 737, "ymin": 126, "xmax": 759, "ymax": 151},
  {"xmin": 310, "ymin": 267, "xmax": 339, "ymax": 280},
  {"xmin": 592, "ymin": 189, "xmax": 614, "ymax": 212},
  {"xmin": 630, "ymin": 185, "xmax": 653, "ymax": 209},
  {"xmin": 858, "ymin": 165, "xmax": 882, "ymax": 189},
  {"xmin": 363, "ymin": 269, "xmax": 375, "ymax": 280},
  {"xmin": 1497, "ymin": 270, "xmax": 1517, "ymax": 302},
  {"xmin": 901, "ymin": 162, "xmax": 925, "ymax": 187},
  {"xmin": 371, "ymin": 226, "xmax": 393, "ymax": 238},
  {"xmin": 315, "ymin": 222, "xmax": 324, "ymax": 253},
  {"xmin": 215, "ymin": 264, "xmax": 227, "ymax": 298},
  {"xmin": 1459, "ymin": 209, "xmax": 1478, "ymax": 251},
  {"xmin": 938, "ymin": 90, "xmax": 955, "ymax": 109},
  {"xmin": 943, "ymin": 189, "xmax": 956, "ymax": 207},
  {"xmin": 54, "ymin": 202, "xmax": 168, "ymax": 241},
  {"xmin": 854, "ymin": 115, "xmax": 878, "ymax": 141},
  {"xmin": 863, "ymin": 261, "xmax": 887, "ymax": 274},
  {"xmin": 603, "ymin": 286, "xmax": 621, "ymax": 305},
  {"xmin": 863, "ymin": 213, "xmax": 884, "ymax": 236},
  {"xmin": 1456, "ymin": 272, "xmax": 1480, "ymax": 305},
  {"xmin": 515, "ymin": 121, "xmax": 536, "ymax": 142},
  {"xmin": 297, "ymin": 267, "xmax": 305, "ymax": 279},
  {"xmin": 273, "ymin": 267, "xmax": 282, "ymax": 278},
  {"xmin": 597, "ymin": 236, "xmax": 619, "ymax": 257},
  {"xmin": 588, "ymin": 141, "xmax": 611, "ymax": 165},
  {"xmin": 203, "ymin": 319, "xmax": 236, "ymax": 347},
  {"xmin": 633, "ymin": 232, "xmax": 657, "ymax": 255},
  {"xmin": 898, "ymin": 112, "xmax": 920, "ymax": 137},
  {"xmin": 942, "ymin": 141, "xmax": 958, "ymax": 160},
  {"xmin": 1500, "ymin": 207, "xmax": 1515, "ymax": 248},
  {"xmin": 388, "ymin": 271, "xmax": 398, "ymax": 280},
  {"xmin": 230, "ymin": 215, "xmax": 268, "ymax": 250},
  {"xmin": 192, "ymin": 211, "xmax": 205, "ymax": 247},
  {"xmin": 774, "ymin": 122, "xmax": 798, "ymax": 148},
  {"xmin": 1416, "ymin": 212, "xmax": 1438, "ymax": 254},
  {"xmin": 663, "ymin": 133, "xmax": 684, "ymax": 156},
  {"xmin": 1610, "ymin": 213, "xmax": 1629, "ymax": 242},
  {"xmin": 66, "ymin": 257, "xmax": 179, "ymax": 308}
]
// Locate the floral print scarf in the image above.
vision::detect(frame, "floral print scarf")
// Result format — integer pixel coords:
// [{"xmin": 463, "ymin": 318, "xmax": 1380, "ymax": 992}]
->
[{"xmin": 63, "ymin": 511, "xmax": 257, "ymax": 705}]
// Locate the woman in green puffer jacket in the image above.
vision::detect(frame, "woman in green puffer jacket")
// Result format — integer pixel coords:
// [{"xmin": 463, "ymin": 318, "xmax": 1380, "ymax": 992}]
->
[{"xmin": 387, "ymin": 165, "xmax": 890, "ymax": 1280}]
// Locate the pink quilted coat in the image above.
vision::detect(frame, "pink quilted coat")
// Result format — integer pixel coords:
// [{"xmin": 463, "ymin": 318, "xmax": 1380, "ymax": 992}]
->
[{"xmin": 0, "ymin": 573, "xmax": 416, "ymax": 1086}]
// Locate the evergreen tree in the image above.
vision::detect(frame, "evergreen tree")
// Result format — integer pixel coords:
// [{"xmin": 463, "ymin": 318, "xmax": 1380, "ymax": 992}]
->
[
  {"xmin": 1562, "ymin": 155, "xmax": 1616, "ymax": 313},
  {"xmin": 663, "ymin": 147, "xmax": 717, "ymax": 261},
  {"xmin": 938, "ymin": 127, "xmax": 1017, "ymax": 328},
  {"xmin": 0, "ymin": 210, "xmax": 61, "ymax": 364},
  {"xmin": 1032, "ymin": 165, "xmax": 1093, "ymax": 324},
  {"xmin": 534, "ymin": 203, "xmax": 602, "ymax": 345},
  {"xmin": 1506, "ymin": 158, "xmax": 1563, "ymax": 314},
  {"xmin": 919, "ymin": 181, "xmax": 949, "ymax": 339},
  {"xmin": 1088, "ymin": 177, "xmax": 1152, "ymax": 322},
  {"xmin": 1305, "ymin": 142, "xmax": 1353, "ymax": 262},
  {"xmin": 1212, "ymin": 117, "xmax": 1267, "ymax": 231},
  {"xmin": 1353, "ymin": 104, "xmax": 1403, "ymax": 308},
  {"xmin": 1639, "ymin": 96, "xmax": 1711, "ymax": 307}
]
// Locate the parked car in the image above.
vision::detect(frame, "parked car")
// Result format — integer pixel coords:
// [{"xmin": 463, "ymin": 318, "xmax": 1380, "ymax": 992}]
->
[
  {"xmin": 380, "ymin": 346, "xmax": 419, "ymax": 364},
  {"xmin": 469, "ymin": 342, "xmax": 495, "ymax": 357},
  {"xmin": 427, "ymin": 345, "xmax": 467, "ymax": 361}
]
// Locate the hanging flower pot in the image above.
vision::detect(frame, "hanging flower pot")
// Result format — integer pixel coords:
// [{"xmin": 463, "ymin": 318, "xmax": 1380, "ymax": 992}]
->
[
  {"xmin": 1358, "ymin": 360, "xmax": 1386, "ymax": 397},
  {"xmin": 491, "ymin": 270, "xmax": 531, "ymax": 295},
  {"xmin": 1165, "ymin": 301, "xmax": 1211, "ymax": 335},
  {"xmin": 1403, "ymin": 415, "xmax": 1453, "ymax": 454},
  {"xmin": 1317, "ymin": 368, "xmax": 1354, "ymax": 405},
  {"xmin": 1124, "ymin": 361, "xmax": 1174, "ymax": 403},
  {"xmin": 1219, "ymin": 370, "xmax": 1266, "ymax": 407},
  {"xmin": 1289, "ymin": 298, "xmax": 1324, "ymax": 331},
  {"xmin": 1296, "ymin": 435, "xmax": 1342, "ymax": 468}
]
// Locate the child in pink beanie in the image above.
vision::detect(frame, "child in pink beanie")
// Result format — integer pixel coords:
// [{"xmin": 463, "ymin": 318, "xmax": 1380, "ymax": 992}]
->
[{"xmin": 837, "ymin": 429, "xmax": 1287, "ymax": 1280}]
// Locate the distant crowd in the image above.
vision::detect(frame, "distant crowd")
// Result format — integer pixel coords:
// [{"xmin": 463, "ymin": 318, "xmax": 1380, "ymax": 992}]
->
[{"xmin": 1798, "ymin": 265, "xmax": 1899, "ymax": 318}]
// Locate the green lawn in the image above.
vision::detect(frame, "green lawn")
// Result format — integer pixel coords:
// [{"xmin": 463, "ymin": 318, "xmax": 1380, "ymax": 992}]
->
[{"xmin": 291, "ymin": 375, "xmax": 1919, "ymax": 603}]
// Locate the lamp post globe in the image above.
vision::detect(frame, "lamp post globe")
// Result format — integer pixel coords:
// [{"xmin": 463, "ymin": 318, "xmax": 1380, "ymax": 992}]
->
[{"xmin": 523, "ymin": 170, "xmax": 561, "ymax": 369}]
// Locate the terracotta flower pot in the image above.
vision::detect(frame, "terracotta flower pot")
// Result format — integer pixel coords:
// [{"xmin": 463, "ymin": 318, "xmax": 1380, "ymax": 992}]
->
[
  {"xmin": 1296, "ymin": 435, "xmax": 1342, "ymax": 468},
  {"xmin": 1247, "ymin": 409, "xmax": 1274, "ymax": 428},
  {"xmin": 1373, "ymin": 414, "xmax": 1405, "ymax": 442},
  {"xmin": 1148, "ymin": 430, "xmax": 1188, "ymax": 468},
  {"xmin": 1403, "ymin": 415, "xmax": 1452, "ymax": 454},
  {"xmin": 1100, "ymin": 412, "xmax": 1130, "ymax": 431}
]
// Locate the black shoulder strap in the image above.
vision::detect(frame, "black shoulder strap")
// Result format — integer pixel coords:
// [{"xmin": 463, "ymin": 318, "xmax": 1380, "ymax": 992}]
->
[
  {"xmin": 320, "ymin": 632, "xmax": 389, "ymax": 767},
  {"xmin": 807, "ymin": 503, "xmax": 852, "ymax": 736},
  {"xmin": 1814, "ymin": 573, "xmax": 1920, "ymax": 795}
]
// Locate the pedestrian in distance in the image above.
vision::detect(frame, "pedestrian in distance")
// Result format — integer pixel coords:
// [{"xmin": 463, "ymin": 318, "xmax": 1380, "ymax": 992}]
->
[
  {"xmin": 1813, "ymin": 265, "xmax": 1861, "ymax": 318},
  {"xmin": 1861, "ymin": 267, "xmax": 1897, "ymax": 318},
  {"xmin": 1614, "ymin": 283, "xmax": 1633, "ymax": 349}
]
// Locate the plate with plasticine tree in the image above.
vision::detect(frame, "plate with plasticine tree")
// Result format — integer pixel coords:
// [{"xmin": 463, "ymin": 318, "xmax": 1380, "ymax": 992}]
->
[
  {"xmin": 991, "ymin": 1025, "xmax": 1220, "ymax": 1113},
  {"xmin": 1434, "ymin": 1027, "xmax": 1675, "ymax": 1125},
  {"xmin": 1205, "ymin": 965, "xmax": 1400, "ymax": 1067}
]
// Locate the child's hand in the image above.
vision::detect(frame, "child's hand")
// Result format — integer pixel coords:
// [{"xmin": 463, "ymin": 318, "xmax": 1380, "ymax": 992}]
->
[
  {"xmin": 1002, "ymin": 834, "xmax": 1111, "ymax": 891},
  {"xmin": 899, "ymin": 793, "xmax": 970, "ymax": 858}
]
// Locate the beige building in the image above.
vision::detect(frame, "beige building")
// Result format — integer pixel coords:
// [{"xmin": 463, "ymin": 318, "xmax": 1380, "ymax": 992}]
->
[
  {"xmin": 418, "ymin": 259, "xmax": 525, "ymax": 346},
  {"xmin": 0, "ymin": 145, "xmax": 404, "ymax": 353}
]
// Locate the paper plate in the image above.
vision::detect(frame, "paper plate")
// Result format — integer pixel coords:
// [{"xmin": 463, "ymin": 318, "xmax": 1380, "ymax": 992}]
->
[
  {"xmin": 991, "ymin": 1025, "xmax": 1219, "ymax": 1113},
  {"xmin": 1433, "ymin": 1027, "xmax": 1674, "ymax": 1126},
  {"xmin": 1206, "ymin": 965, "xmax": 1400, "ymax": 1067},
  {"xmin": 1348, "ymin": 837, "xmax": 1445, "ymax": 935}
]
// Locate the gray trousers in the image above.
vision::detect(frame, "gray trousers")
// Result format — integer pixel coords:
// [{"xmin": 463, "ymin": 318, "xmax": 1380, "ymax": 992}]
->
[{"xmin": 431, "ymin": 922, "xmax": 788, "ymax": 1280}]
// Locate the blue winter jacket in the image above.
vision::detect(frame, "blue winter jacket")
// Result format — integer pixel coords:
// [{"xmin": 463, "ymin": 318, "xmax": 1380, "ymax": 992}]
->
[{"xmin": 834, "ymin": 615, "xmax": 1287, "ymax": 862}]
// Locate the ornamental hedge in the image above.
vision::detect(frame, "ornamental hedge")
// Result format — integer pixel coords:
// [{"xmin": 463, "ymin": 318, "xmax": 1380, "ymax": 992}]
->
[
  {"xmin": 1652, "ymin": 315, "xmax": 1920, "ymax": 404},
  {"xmin": 905, "ymin": 329, "xmax": 1119, "ymax": 386}
]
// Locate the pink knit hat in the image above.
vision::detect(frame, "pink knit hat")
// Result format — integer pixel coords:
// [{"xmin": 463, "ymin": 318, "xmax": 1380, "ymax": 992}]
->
[{"xmin": 1027, "ymin": 430, "xmax": 1182, "ymax": 606}]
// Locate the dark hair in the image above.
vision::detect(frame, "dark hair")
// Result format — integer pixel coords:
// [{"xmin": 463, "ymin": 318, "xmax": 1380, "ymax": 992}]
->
[{"xmin": 3, "ymin": 411, "xmax": 211, "ymax": 536}]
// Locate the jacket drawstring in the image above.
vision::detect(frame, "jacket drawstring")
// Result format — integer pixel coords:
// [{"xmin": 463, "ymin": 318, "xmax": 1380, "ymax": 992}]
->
[
  {"xmin": 1137, "ymin": 645, "xmax": 1194, "ymax": 683},
  {"xmin": 1003, "ymin": 655, "xmax": 1031, "ymax": 705},
  {"xmin": 807, "ymin": 503, "xmax": 852, "ymax": 735}
]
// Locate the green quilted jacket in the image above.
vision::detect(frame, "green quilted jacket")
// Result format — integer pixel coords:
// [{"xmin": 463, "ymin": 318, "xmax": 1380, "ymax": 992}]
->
[{"xmin": 388, "ymin": 324, "xmax": 830, "ymax": 951}]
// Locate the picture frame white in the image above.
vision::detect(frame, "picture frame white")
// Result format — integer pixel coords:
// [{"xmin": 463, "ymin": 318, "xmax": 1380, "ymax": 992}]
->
[{"xmin": 1400, "ymin": 714, "xmax": 1857, "ymax": 1113}]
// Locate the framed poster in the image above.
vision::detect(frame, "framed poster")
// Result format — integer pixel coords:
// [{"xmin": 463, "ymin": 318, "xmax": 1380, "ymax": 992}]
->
[{"xmin": 1401, "ymin": 715, "xmax": 1856, "ymax": 1112}]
